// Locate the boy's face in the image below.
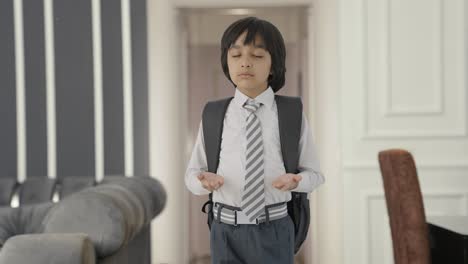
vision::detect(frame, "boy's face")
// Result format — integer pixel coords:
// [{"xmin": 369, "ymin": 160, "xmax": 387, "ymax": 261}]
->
[{"xmin": 227, "ymin": 31, "xmax": 272, "ymax": 97}]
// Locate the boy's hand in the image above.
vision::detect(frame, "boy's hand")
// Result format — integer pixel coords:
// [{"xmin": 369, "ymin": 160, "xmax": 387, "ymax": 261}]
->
[
  {"xmin": 197, "ymin": 172, "xmax": 225, "ymax": 192},
  {"xmin": 272, "ymin": 174, "xmax": 302, "ymax": 191}
]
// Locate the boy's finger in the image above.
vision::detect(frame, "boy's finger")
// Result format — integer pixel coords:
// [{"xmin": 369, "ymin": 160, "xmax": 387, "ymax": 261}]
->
[
  {"xmin": 273, "ymin": 182, "xmax": 284, "ymax": 189},
  {"xmin": 292, "ymin": 175, "xmax": 302, "ymax": 182},
  {"xmin": 197, "ymin": 174, "xmax": 205, "ymax": 180}
]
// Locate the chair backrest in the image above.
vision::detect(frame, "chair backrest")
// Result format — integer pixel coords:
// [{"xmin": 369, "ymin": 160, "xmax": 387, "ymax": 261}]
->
[{"xmin": 378, "ymin": 149, "xmax": 430, "ymax": 264}]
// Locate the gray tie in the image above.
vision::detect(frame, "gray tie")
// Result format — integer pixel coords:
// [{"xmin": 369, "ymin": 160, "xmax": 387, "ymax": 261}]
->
[{"xmin": 241, "ymin": 99, "xmax": 265, "ymax": 222}]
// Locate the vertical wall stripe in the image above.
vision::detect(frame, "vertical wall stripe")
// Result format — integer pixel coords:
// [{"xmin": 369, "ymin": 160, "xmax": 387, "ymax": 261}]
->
[
  {"xmin": 13, "ymin": 0, "xmax": 27, "ymax": 183},
  {"xmin": 122, "ymin": 0, "xmax": 134, "ymax": 177},
  {"xmin": 44, "ymin": 0, "xmax": 57, "ymax": 179},
  {"xmin": 0, "ymin": 0, "xmax": 17, "ymax": 179},
  {"xmin": 24, "ymin": 0, "xmax": 47, "ymax": 177},
  {"xmin": 55, "ymin": 0, "xmax": 95, "ymax": 177},
  {"xmin": 92, "ymin": 0, "xmax": 104, "ymax": 181},
  {"xmin": 131, "ymin": 0, "xmax": 149, "ymax": 176},
  {"xmin": 102, "ymin": 0, "xmax": 125, "ymax": 176}
]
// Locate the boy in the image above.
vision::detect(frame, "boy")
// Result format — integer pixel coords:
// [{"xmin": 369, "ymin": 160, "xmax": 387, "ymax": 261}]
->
[{"xmin": 185, "ymin": 17, "xmax": 325, "ymax": 264}]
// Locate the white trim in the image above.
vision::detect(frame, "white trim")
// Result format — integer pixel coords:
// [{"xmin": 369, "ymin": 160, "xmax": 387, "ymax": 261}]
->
[
  {"xmin": 343, "ymin": 161, "xmax": 468, "ymax": 170},
  {"xmin": 14, "ymin": 0, "xmax": 26, "ymax": 183},
  {"xmin": 172, "ymin": 0, "xmax": 310, "ymax": 8},
  {"xmin": 122, "ymin": 0, "xmax": 134, "ymax": 177},
  {"xmin": 44, "ymin": 0, "xmax": 57, "ymax": 179},
  {"xmin": 92, "ymin": 0, "xmax": 104, "ymax": 182}
]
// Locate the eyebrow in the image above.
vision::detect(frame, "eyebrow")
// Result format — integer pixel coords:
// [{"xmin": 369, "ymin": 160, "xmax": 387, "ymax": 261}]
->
[{"xmin": 230, "ymin": 44, "xmax": 266, "ymax": 50}]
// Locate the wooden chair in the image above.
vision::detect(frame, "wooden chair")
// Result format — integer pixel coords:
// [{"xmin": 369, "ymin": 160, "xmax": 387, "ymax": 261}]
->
[{"xmin": 378, "ymin": 149, "xmax": 430, "ymax": 264}]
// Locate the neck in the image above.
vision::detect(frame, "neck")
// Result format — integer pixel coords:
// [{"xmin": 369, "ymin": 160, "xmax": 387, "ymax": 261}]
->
[{"xmin": 239, "ymin": 86, "xmax": 268, "ymax": 99}]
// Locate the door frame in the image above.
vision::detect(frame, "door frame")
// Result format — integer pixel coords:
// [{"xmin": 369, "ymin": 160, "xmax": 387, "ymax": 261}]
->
[{"xmin": 147, "ymin": 1, "xmax": 342, "ymax": 263}]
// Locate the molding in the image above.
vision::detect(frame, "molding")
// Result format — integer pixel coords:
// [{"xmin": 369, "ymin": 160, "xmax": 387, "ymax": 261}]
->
[
  {"xmin": 361, "ymin": 129, "xmax": 467, "ymax": 139},
  {"xmin": 362, "ymin": 192, "xmax": 385, "ymax": 264},
  {"xmin": 343, "ymin": 161, "xmax": 468, "ymax": 170},
  {"xmin": 92, "ymin": 0, "xmax": 104, "ymax": 181},
  {"xmin": 382, "ymin": 217, "xmax": 394, "ymax": 264},
  {"xmin": 122, "ymin": 0, "xmax": 134, "ymax": 177},
  {"xmin": 362, "ymin": 190, "xmax": 468, "ymax": 263},
  {"xmin": 384, "ymin": 0, "xmax": 444, "ymax": 116},
  {"xmin": 44, "ymin": 0, "xmax": 57, "ymax": 179},
  {"xmin": 361, "ymin": 0, "xmax": 466, "ymax": 139},
  {"xmin": 14, "ymin": 0, "xmax": 26, "ymax": 182}
]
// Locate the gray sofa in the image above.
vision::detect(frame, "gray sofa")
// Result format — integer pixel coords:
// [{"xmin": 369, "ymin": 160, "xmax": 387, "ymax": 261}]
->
[{"xmin": 0, "ymin": 176, "xmax": 166, "ymax": 264}]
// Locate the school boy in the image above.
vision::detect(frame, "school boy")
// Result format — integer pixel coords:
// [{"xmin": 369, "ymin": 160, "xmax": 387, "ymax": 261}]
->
[{"xmin": 185, "ymin": 17, "xmax": 325, "ymax": 264}]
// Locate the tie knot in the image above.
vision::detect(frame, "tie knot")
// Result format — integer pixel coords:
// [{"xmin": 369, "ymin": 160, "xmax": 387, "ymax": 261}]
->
[{"xmin": 243, "ymin": 99, "xmax": 262, "ymax": 113}]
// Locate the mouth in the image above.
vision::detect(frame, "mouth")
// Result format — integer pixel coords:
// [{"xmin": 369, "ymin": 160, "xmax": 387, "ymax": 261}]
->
[{"xmin": 238, "ymin": 73, "xmax": 254, "ymax": 77}]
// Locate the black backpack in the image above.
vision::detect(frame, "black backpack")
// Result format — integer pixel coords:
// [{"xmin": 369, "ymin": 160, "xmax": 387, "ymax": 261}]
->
[{"xmin": 200, "ymin": 95, "xmax": 310, "ymax": 254}]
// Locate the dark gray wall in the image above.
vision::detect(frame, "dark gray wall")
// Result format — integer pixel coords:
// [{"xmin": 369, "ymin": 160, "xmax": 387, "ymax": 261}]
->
[
  {"xmin": 0, "ymin": 0, "xmax": 17, "ymax": 178},
  {"xmin": 131, "ymin": 0, "xmax": 149, "ymax": 176},
  {"xmin": 102, "ymin": 0, "xmax": 125, "ymax": 176},
  {"xmin": 24, "ymin": 0, "xmax": 48, "ymax": 177},
  {"xmin": 1, "ymin": 0, "xmax": 148, "ymax": 180},
  {"xmin": 55, "ymin": 0, "xmax": 95, "ymax": 176}
]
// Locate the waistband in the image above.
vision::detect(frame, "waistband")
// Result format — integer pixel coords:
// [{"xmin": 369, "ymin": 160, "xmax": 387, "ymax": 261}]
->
[{"xmin": 212, "ymin": 202, "xmax": 288, "ymax": 225}]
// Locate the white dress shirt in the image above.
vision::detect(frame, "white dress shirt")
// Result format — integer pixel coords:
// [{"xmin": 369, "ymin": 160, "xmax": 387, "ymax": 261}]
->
[{"xmin": 185, "ymin": 87, "xmax": 325, "ymax": 207}]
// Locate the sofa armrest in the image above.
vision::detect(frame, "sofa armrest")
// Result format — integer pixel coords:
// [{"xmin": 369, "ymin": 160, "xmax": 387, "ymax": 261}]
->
[
  {"xmin": 42, "ymin": 176, "xmax": 166, "ymax": 258},
  {"xmin": 0, "ymin": 233, "xmax": 96, "ymax": 264}
]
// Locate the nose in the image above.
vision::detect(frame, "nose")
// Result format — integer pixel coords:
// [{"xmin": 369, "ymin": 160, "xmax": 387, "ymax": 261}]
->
[{"xmin": 240, "ymin": 57, "xmax": 252, "ymax": 68}]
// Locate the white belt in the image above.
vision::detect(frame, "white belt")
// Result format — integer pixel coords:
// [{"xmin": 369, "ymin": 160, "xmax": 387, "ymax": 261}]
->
[{"xmin": 212, "ymin": 202, "xmax": 288, "ymax": 225}]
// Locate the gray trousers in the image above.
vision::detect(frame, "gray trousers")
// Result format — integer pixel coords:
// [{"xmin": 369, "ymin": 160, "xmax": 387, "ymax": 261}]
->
[{"xmin": 210, "ymin": 216, "xmax": 294, "ymax": 264}]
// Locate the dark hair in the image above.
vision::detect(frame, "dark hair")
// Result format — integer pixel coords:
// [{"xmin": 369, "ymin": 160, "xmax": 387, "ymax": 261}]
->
[{"xmin": 220, "ymin": 17, "xmax": 286, "ymax": 93}]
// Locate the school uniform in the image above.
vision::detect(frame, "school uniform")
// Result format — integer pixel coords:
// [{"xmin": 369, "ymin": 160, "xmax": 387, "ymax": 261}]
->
[{"xmin": 185, "ymin": 87, "xmax": 324, "ymax": 264}]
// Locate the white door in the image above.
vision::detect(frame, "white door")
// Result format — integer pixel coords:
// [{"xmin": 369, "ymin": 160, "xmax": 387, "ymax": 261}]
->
[{"xmin": 339, "ymin": 0, "xmax": 467, "ymax": 263}]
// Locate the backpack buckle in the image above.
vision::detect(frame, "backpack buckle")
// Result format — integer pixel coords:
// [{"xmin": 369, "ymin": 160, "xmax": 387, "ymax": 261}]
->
[{"xmin": 201, "ymin": 200, "xmax": 213, "ymax": 214}]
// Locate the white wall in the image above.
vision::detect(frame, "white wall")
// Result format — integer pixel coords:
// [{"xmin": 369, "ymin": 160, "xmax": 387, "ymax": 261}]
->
[{"xmin": 340, "ymin": 0, "xmax": 467, "ymax": 263}]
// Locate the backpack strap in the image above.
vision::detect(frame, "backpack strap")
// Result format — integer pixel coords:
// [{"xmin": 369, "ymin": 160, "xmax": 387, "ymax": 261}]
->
[
  {"xmin": 275, "ymin": 95, "xmax": 309, "ymax": 254},
  {"xmin": 201, "ymin": 97, "xmax": 234, "ymax": 228},
  {"xmin": 275, "ymin": 95, "xmax": 302, "ymax": 173},
  {"xmin": 202, "ymin": 95, "xmax": 302, "ymax": 173},
  {"xmin": 202, "ymin": 97, "xmax": 234, "ymax": 173}
]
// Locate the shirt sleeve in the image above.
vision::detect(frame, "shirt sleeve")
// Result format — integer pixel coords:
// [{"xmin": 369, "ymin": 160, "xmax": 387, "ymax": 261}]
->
[
  {"xmin": 291, "ymin": 112, "xmax": 325, "ymax": 193},
  {"xmin": 184, "ymin": 121, "xmax": 211, "ymax": 195}
]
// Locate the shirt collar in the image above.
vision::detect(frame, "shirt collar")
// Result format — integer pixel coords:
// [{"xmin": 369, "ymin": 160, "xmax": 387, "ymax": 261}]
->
[{"xmin": 233, "ymin": 86, "xmax": 275, "ymax": 109}]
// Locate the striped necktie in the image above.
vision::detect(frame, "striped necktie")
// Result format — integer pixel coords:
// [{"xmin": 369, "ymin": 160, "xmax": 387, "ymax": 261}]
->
[{"xmin": 241, "ymin": 99, "xmax": 265, "ymax": 222}]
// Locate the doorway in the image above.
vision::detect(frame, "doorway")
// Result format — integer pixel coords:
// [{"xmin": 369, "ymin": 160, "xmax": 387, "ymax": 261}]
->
[{"xmin": 181, "ymin": 7, "xmax": 310, "ymax": 263}]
